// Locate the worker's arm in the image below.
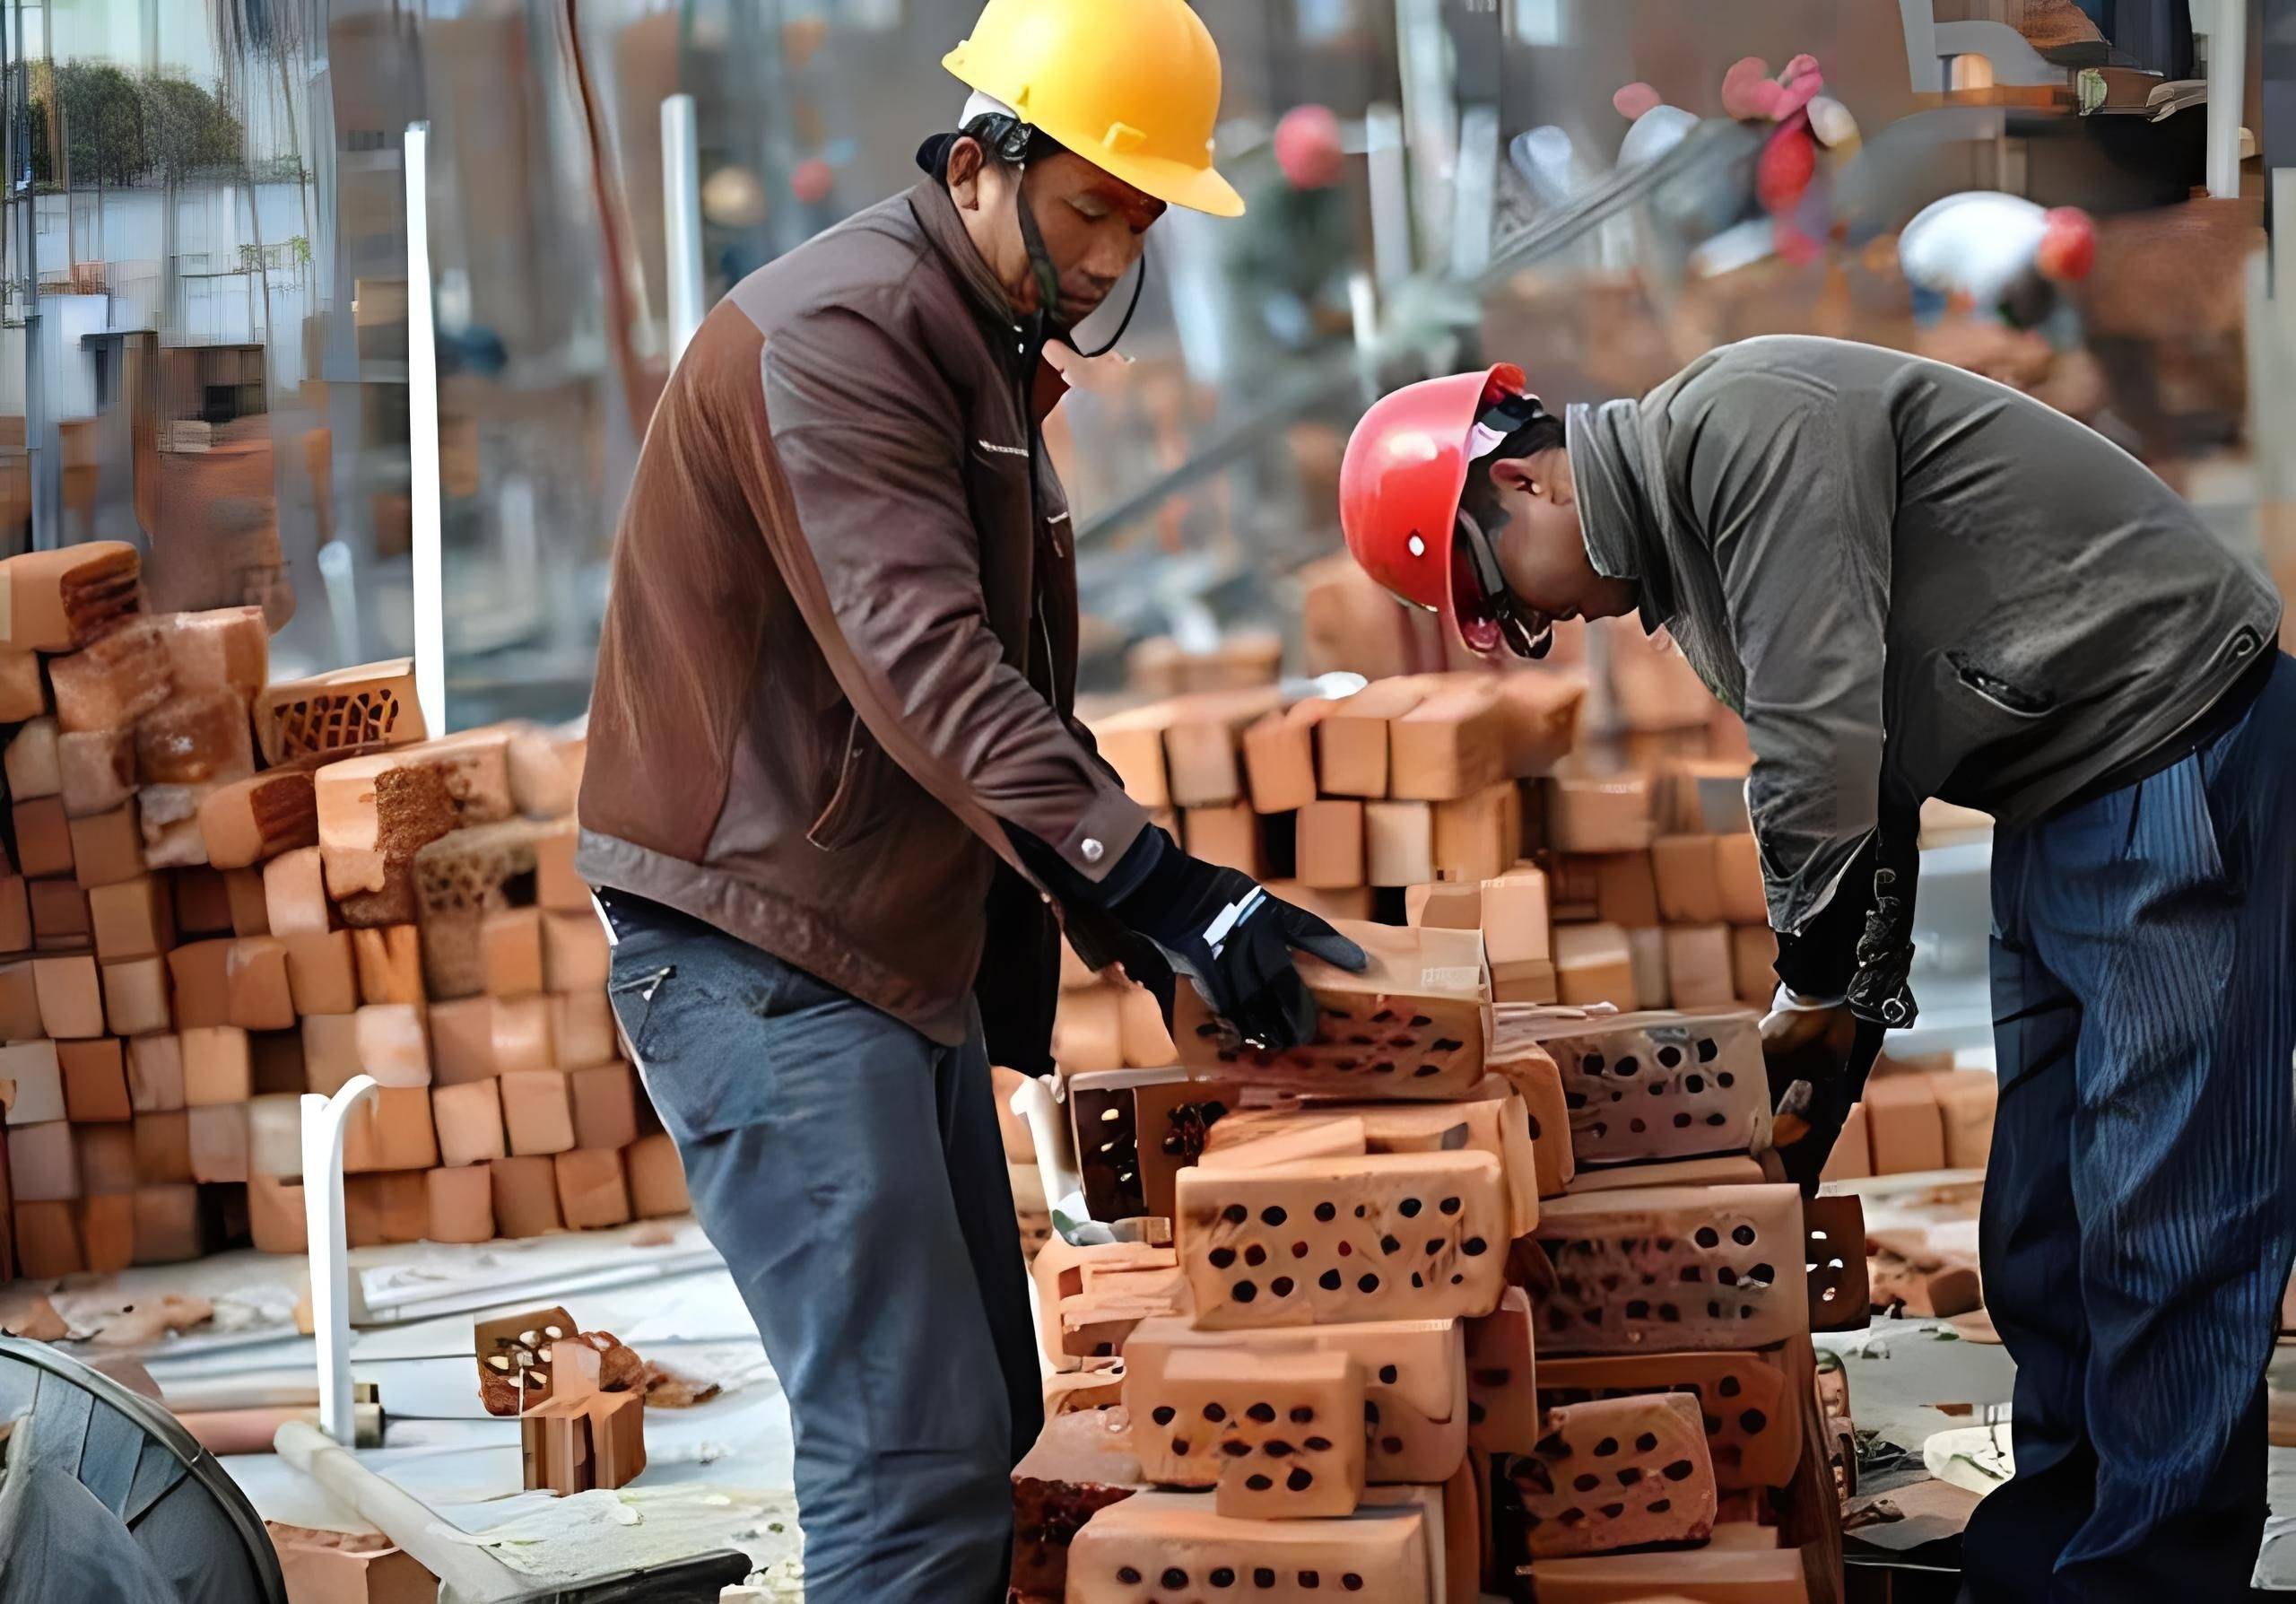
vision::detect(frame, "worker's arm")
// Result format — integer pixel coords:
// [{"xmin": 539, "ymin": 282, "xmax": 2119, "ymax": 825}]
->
[
  {"xmin": 761, "ymin": 304, "xmax": 1149, "ymax": 892},
  {"xmin": 761, "ymin": 304, "xmax": 1364, "ymax": 1045},
  {"xmin": 1686, "ymin": 369, "xmax": 1899, "ymax": 1001}
]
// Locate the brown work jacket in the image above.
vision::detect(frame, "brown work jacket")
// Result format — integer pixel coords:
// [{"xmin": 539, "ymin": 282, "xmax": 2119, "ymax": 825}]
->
[{"xmin": 577, "ymin": 181, "xmax": 1150, "ymax": 1067}]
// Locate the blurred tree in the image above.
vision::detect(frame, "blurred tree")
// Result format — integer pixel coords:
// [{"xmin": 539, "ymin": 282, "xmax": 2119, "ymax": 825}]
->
[{"xmin": 27, "ymin": 64, "xmax": 245, "ymax": 187}]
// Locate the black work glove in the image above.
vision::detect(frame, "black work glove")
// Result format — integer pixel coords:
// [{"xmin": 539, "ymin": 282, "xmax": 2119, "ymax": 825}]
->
[
  {"xmin": 1109, "ymin": 828, "xmax": 1367, "ymax": 1050},
  {"xmin": 1762, "ymin": 999, "xmax": 1862, "ymax": 1193}
]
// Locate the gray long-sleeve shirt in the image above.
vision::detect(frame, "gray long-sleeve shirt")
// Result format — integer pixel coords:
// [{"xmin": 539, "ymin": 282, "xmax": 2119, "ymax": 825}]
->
[{"xmin": 1568, "ymin": 335, "xmax": 2282, "ymax": 937}]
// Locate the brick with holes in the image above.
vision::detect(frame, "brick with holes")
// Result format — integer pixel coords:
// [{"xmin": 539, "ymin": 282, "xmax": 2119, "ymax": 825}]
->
[
  {"xmin": 1174, "ymin": 920, "xmax": 1489, "ymax": 1101},
  {"xmin": 1067, "ymin": 1490, "xmax": 1433, "ymax": 1603},
  {"xmin": 1804, "ymin": 1193, "xmax": 1871, "ymax": 1334},
  {"xmin": 1532, "ymin": 1012, "xmax": 1770, "ymax": 1168},
  {"xmin": 1200, "ymin": 1077, "xmax": 1540, "ymax": 1241},
  {"xmin": 1533, "ymin": 1184, "xmax": 1807, "ymax": 1355},
  {"xmin": 1066, "ymin": 1068, "xmax": 1242, "ymax": 1225},
  {"xmin": 259, "ymin": 658, "xmax": 425, "ymax": 766},
  {"xmin": 1464, "ymin": 1287, "xmax": 1540, "ymax": 1454},
  {"xmin": 1503, "ymin": 1391, "xmax": 1717, "ymax": 1557},
  {"xmin": 1177, "ymin": 1150, "xmax": 1508, "ymax": 1329},
  {"xmin": 1134, "ymin": 1347, "xmax": 1366, "ymax": 1517},
  {"xmin": 1536, "ymin": 1344, "xmax": 1806, "ymax": 1491}
]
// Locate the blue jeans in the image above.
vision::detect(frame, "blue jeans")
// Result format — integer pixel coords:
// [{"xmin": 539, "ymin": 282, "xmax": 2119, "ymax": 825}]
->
[
  {"xmin": 1962, "ymin": 654, "xmax": 2296, "ymax": 1601},
  {"xmin": 601, "ymin": 894, "xmax": 1040, "ymax": 1604}
]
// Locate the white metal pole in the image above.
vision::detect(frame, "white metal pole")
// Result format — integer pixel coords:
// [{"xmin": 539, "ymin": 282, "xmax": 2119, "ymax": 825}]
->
[
  {"xmin": 301, "ymin": 1076, "xmax": 378, "ymax": 1446},
  {"xmin": 2206, "ymin": 0, "xmax": 2248, "ymax": 197},
  {"xmin": 404, "ymin": 122, "xmax": 447, "ymax": 735},
  {"xmin": 662, "ymin": 94, "xmax": 706, "ymax": 366}
]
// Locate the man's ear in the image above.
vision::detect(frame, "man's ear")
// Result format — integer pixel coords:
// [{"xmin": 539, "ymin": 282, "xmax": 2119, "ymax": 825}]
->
[
  {"xmin": 1488, "ymin": 457, "xmax": 1540, "ymax": 497},
  {"xmin": 947, "ymin": 136, "xmax": 984, "ymax": 211}
]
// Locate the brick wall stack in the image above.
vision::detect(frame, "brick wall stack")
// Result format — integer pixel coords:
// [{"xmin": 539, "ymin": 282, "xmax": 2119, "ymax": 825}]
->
[{"xmin": 0, "ymin": 543, "xmax": 689, "ymax": 1285}]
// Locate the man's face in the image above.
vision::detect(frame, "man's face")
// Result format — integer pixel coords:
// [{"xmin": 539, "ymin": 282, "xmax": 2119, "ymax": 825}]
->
[
  {"xmin": 1480, "ymin": 449, "xmax": 1639, "ymax": 629},
  {"xmin": 950, "ymin": 142, "xmax": 1166, "ymax": 324}
]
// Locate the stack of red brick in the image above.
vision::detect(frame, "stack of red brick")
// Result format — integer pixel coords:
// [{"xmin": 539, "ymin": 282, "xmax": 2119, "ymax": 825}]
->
[{"xmin": 0, "ymin": 542, "xmax": 688, "ymax": 1285}]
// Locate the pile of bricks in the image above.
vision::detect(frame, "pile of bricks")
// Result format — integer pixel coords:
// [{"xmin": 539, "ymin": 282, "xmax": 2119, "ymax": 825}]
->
[
  {"xmin": 1013, "ymin": 937, "xmax": 1846, "ymax": 1600},
  {"xmin": 997, "ymin": 666, "xmax": 1881, "ymax": 1600},
  {"xmin": 0, "ymin": 542, "xmax": 688, "ymax": 1284}
]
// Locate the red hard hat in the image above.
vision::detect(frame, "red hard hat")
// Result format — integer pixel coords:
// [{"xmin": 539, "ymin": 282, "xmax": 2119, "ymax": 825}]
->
[{"xmin": 1339, "ymin": 363, "xmax": 1537, "ymax": 657}]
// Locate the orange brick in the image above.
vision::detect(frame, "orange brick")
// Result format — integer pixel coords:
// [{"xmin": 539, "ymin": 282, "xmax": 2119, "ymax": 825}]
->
[
  {"xmin": 482, "ymin": 908, "xmax": 546, "ymax": 996},
  {"xmin": 27, "ymin": 877, "xmax": 89, "ymax": 949},
  {"xmin": 501, "ymin": 1070, "xmax": 577, "ymax": 1156},
  {"xmin": 542, "ymin": 911, "xmax": 608, "ymax": 992},
  {"xmin": 89, "ymin": 875, "xmax": 174, "ymax": 961},
  {"xmin": 59, "ymin": 1036, "xmax": 131, "ymax": 1121},
  {"xmin": 225, "ymin": 937, "xmax": 295, "ymax": 1030},
  {"xmin": 556, "ymin": 1149, "xmax": 631, "ymax": 1230},
  {"xmin": 101, "ymin": 956, "xmax": 171, "ymax": 1036},
  {"xmin": 187, "ymin": 1103, "xmax": 248, "ymax": 1182},
  {"xmin": 433, "ymin": 1079, "xmax": 509, "ymax": 1168},
  {"xmin": 246, "ymin": 1171, "xmax": 307, "ymax": 1254},
  {"xmin": 491, "ymin": 1155, "xmax": 564, "ymax": 1237},
  {"xmin": 625, "ymin": 1132, "xmax": 689, "ymax": 1218},
  {"xmin": 425, "ymin": 1163, "xmax": 495, "ymax": 1243},
  {"xmin": 181, "ymin": 1025, "xmax": 252, "ymax": 1104},
  {"xmin": 283, "ymin": 928, "xmax": 359, "ymax": 1016},
  {"xmin": 166, "ymin": 938, "xmax": 233, "ymax": 1026},
  {"xmin": 68, "ymin": 805, "xmax": 144, "ymax": 889},
  {"xmin": 569, "ymin": 1063, "xmax": 640, "ymax": 1151},
  {"xmin": 33, "ymin": 954, "xmax": 104, "ymax": 1038}
]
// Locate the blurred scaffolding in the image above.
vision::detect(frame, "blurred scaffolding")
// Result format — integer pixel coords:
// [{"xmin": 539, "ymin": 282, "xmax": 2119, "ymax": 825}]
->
[{"xmin": 0, "ymin": 0, "xmax": 2280, "ymax": 724}]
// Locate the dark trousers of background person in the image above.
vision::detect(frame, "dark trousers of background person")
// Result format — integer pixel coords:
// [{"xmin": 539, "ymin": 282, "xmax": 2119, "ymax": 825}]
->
[
  {"xmin": 1961, "ymin": 653, "xmax": 2296, "ymax": 1602},
  {"xmin": 598, "ymin": 891, "xmax": 1041, "ymax": 1604}
]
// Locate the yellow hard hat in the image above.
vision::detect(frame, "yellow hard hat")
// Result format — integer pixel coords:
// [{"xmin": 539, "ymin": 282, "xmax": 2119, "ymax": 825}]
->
[{"xmin": 942, "ymin": 0, "xmax": 1245, "ymax": 218}]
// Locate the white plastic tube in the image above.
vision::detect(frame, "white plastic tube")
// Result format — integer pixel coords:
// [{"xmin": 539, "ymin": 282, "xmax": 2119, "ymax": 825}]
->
[
  {"xmin": 662, "ymin": 95, "xmax": 706, "ymax": 365},
  {"xmin": 300, "ymin": 1076, "xmax": 378, "ymax": 1446}
]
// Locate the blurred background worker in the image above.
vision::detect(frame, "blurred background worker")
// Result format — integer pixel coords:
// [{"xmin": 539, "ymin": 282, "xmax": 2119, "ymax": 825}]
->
[
  {"xmin": 573, "ymin": 3, "xmax": 1365, "ymax": 1599},
  {"xmin": 1336, "ymin": 336, "xmax": 2293, "ymax": 1601}
]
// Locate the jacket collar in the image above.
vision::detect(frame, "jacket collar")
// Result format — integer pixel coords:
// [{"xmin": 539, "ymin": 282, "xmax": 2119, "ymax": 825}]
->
[
  {"xmin": 909, "ymin": 179, "xmax": 1023, "ymax": 338},
  {"xmin": 1566, "ymin": 397, "xmax": 1675, "ymax": 634},
  {"xmin": 906, "ymin": 179, "xmax": 1070, "ymax": 420}
]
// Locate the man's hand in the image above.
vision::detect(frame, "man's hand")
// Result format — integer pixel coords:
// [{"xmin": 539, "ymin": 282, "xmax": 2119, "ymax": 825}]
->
[
  {"xmin": 1762, "ymin": 997, "xmax": 1860, "ymax": 1191},
  {"xmin": 1111, "ymin": 846, "xmax": 1368, "ymax": 1051}
]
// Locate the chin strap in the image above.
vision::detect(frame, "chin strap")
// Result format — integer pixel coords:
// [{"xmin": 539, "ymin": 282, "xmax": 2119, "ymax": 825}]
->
[{"xmin": 1013, "ymin": 159, "xmax": 1149, "ymax": 362}]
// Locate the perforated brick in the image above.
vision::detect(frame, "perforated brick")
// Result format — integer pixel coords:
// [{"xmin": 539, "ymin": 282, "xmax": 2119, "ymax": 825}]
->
[
  {"xmin": 1178, "ymin": 1151, "xmax": 1508, "ymax": 1329},
  {"xmin": 1175, "ymin": 920, "xmax": 1489, "ymax": 1101},
  {"xmin": 1533, "ymin": 1184, "xmax": 1806, "ymax": 1355},
  {"xmin": 259, "ymin": 658, "xmax": 424, "ymax": 765},
  {"xmin": 1141, "ymin": 1348, "xmax": 1366, "ymax": 1518},
  {"xmin": 1124, "ymin": 1315, "xmax": 1467, "ymax": 1486},
  {"xmin": 1464, "ymin": 1287, "xmax": 1539, "ymax": 1455},
  {"xmin": 1068, "ymin": 1491, "xmax": 1431, "ymax": 1604},
  {"xmin": 1534, "ymin": 1011, "xmax": 1770, "ymax": 1167},
  {"xmin": 1538, "ymin": 1345, "xmax": 1805, "ymax": 1491},
  {"xmin": 1503, "ymin": 1391, "xmax": 1716, "ymax": 1557}
]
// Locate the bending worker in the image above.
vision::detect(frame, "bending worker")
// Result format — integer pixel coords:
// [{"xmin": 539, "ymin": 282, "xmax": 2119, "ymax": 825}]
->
[
  {"xmin": 1338, "ymin": 334, "xmax": 2292, "ymax": 1602},
  {"xmin": 576, "ymin": 3, "xmax": 1361, "ymax": 1600}
]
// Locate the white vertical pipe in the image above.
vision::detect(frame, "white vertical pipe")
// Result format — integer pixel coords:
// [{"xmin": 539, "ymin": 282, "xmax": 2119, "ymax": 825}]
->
[
  {"xmin": 301, "ymin": 1076, "xmax": 378, "ymax": 1447},
  {"xmin": 1366, "ymin": 105, "xmax": 1412, "ymax": 290},
  {"xmin": 662, "ymin": 94, "xmax": 706, "ymax": 366},
  {"xmin": 2207, "ymin": 0, "xmax": 2248, "ymax": 197},
  {"xmin": 404, "ymin": 122, "xmax": 447, "ymax": 736}
]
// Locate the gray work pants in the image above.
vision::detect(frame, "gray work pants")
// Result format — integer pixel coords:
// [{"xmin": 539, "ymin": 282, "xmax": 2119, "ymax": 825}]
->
[{"xmin": 599, "ymin": 892, "xmax": 1041, "ymax": 1604}]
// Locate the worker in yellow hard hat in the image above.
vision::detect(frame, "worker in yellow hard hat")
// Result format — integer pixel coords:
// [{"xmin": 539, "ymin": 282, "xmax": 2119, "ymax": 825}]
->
[{"xmin": 580, "ymin": 6, "xmax": 1356, "ymax": 1601}]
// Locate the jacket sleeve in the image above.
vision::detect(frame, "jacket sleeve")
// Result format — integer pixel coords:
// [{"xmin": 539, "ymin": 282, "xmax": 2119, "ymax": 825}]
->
[
  {"xmin": 1684, "ymin": 372, "xmax": 1898, "ymax": 953},
  {"xmin": 757, "ymin": 302, "xmax": 1148, "ymax": 888}
]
